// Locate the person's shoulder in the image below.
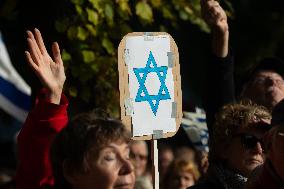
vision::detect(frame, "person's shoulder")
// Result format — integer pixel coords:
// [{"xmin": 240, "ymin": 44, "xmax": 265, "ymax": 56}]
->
[
  {"xmin": 188, "ymin": 181, "xmax": 222, "ymax": 189},
  {"xmin": 245, "ymin": 165, "xmax": 263, "ymax": 189},
  {"xmin": 188, "ymin": 182, "xmax": 209, "ymax": 189}
]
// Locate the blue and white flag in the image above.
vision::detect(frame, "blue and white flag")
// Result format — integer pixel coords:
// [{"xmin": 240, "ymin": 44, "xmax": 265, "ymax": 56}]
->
[
  {"xmin": 182, "ymin": 107, "xmax": 209, "ymax": 152},
  {"xmin": 0, "ymin": 31, "xmax": 31, "ymax": 122}
]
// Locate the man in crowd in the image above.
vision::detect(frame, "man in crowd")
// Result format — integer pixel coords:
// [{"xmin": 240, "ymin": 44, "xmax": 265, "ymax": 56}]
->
[
  {"xmin": 201, "ymin": 0, "xmax": 284, "ymax": 137},
  {"xmin": 246, "ymin": 99, "xmax": 284, "ymax": 189}
]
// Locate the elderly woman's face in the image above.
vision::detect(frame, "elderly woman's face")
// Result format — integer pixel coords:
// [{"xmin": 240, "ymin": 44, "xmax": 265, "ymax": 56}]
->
[
  {"xmin": 73, "ymin": 142, "xmax": 135, "ymax": 189},
  {"xmin": 225, "ymin": 127, "xmax": 266, "ymax": 177}
]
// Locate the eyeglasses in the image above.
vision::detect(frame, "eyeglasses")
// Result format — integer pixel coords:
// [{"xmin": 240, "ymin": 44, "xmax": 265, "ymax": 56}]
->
[{"xmin": 233, "ymin": 133, "xmax": 264, "ymax": 151}]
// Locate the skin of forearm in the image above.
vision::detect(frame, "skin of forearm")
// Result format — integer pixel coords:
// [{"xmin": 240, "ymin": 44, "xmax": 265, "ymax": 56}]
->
[{"xmin": 212, "ymin": 30, "xmax": 229, "ymax": 58}]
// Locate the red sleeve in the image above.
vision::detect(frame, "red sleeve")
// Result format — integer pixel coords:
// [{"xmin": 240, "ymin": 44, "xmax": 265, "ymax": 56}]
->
[{"xmin": 16, "ymin": 90, "xmax": 68, "ymax": 189}]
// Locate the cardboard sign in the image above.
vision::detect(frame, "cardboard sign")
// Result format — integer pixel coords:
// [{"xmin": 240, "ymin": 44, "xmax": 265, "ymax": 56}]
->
[{"xmin": 118, "ymin": 32, "xmax": 182, "ymax": 140}]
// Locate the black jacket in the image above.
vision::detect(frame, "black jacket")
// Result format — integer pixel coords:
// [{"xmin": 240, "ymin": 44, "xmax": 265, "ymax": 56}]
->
[
  {"xmin": 203, "ymin": 53, "xmax": 235, "ymax": 137},
  {"xmin": 189, "ymin": 180, "xmax": 225, "ymax": 189}
]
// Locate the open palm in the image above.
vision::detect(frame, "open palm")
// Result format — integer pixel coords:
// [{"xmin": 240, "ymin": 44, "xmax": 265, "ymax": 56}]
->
[{"xmin": 25, "ymin": 29, "xmax": 66, "ymax": 103}]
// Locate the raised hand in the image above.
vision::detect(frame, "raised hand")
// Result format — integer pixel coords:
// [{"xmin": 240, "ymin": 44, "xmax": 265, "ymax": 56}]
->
[
  {"xmin": 201, "ymin": 0, "xmax": 229, "ymax": 57},
  {"xmin": 25, "ymin": 28, "xmax": 66, "ymax": 104},
  {"xmin": 201, "ymin": 0, "xmax": 228, "ymax": 34}
]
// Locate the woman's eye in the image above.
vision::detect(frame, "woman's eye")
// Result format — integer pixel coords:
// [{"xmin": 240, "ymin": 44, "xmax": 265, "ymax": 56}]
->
[{"xmin": 104, "ymin": 154, "xmax": 116, "ymax": 161}]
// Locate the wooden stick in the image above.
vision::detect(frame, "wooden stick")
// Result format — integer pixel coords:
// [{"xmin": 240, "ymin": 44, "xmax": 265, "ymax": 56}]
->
[{"xmin": 151, "ymin": 139, "xmax": 159, "ymax": 189}]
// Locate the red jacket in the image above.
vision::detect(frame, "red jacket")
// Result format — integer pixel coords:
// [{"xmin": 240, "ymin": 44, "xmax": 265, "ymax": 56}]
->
[{"xmin": 16, "ymin": 90, "xmax": 68, "ymax": 189}]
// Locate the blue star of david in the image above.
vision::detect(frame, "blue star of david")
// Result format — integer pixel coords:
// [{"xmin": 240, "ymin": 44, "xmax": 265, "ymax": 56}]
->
[{"xmin": 133, "ymin": 51, "xmax": 171, "ymax": 116}]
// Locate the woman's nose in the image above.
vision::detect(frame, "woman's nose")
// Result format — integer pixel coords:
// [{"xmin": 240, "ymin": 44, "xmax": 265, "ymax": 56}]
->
[
  {"xmin": 252, "ymin": 142, "xmax": 264, "ymax": 155},
  {"xmin": 119, "ymin": 159, "xmax": 134, "ymax": 175}
]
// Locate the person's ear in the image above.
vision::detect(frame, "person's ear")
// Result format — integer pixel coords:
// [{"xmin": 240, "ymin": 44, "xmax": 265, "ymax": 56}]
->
[{"xmin": 63, "ymin": 159, "xmax": 81, "ymax": 185}]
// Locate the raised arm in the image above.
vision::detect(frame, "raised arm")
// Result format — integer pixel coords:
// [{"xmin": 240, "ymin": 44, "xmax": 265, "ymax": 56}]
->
[
  {"xmin": 200, "ymin": 0, "xmax": 235, "ymax": 136},
  {"xmin": 201, "ymin": 0, "xmax": 229, "ymax": 57},
  {"xmin": 25, "ymin": 28, "xmax": 66, "ymax": 104},
  {"xmin": 16, "ymin": 29, "xmax": 68, "ymax": 189}
]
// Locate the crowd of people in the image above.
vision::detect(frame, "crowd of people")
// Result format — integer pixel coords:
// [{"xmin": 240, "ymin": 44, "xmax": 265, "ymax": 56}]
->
[{"xmin": 0, "ymin": 0, "xmax": 284, "ymax": 189}]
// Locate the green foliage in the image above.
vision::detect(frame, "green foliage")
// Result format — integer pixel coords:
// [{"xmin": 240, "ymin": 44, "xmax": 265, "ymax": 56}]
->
[
  {"xmin": 4, "ymin": 0, "xmax": 284, "ymax": 116},
  {"xmin": 55, "ymin": 0, "xmax": 233, "ymax": 117},
  {"xmin": 136, "ymin": 2, "xmax": 153, "ymax": 23},
  {"xmin": 82, "ymin": 50, "xmax": 95, "ymax": 63}
]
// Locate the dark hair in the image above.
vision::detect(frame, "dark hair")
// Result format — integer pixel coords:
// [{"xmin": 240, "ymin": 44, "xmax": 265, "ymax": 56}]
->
[
  {"xmin": 249, "ymin": 57, "xmax": 284, "ymax": 79},
  {"xmin": 50, "ymin": 111, "xmax": 130, "ymax": 189}
]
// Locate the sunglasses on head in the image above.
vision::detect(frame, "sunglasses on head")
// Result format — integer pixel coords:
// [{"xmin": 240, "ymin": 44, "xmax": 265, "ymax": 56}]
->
[{"xmin": 233, "ymin": 133, "xmax": 264, "ymax": 150}]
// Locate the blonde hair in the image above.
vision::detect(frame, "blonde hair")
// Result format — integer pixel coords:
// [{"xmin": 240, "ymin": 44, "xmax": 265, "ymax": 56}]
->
[{"xmin": 167, "ymin": 159, "xmax": 200, "ymax": 182}]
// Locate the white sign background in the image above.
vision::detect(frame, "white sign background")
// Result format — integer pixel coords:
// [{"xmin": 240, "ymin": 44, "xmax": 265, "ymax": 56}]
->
[{"xmin": 126, "ymin": 35, "xmax": 176, "ymax": 136}]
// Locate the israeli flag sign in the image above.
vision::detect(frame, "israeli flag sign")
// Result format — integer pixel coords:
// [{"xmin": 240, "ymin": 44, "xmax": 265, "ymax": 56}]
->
[{"xmin": 118, "ymin": 32, "xmax": 182, "ymax": 139}]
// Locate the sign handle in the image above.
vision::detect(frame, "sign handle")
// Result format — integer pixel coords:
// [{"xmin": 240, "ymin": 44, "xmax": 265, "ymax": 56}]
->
[{"xmin": 151, "ymin": 139, "xmax": 159, "ymax": 189}]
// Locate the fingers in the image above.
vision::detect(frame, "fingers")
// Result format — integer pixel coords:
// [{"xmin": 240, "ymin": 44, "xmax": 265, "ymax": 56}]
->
[
  {"xmin": 34, "ymin": 28, "xmax": 48, "ymax": 55},
  {"xmin": 211, "ymin": 6, "xmax": 225, "ymax": 25},
  {"xmin": 201, "ymin": 0, "xmax": 226, "ymax": 25},
  {"xmin": 209, "ymin": 4, "xmax": 222, "ymax": 17},
  {"xmin": 201, "ymin": 0, "xmax": 219, "ymax": 12},
  {"xmin": 201, "ymin": 0, "xmax": 215, "ymax": 9},
  {"xmin": 27, "ymin": 38, "xmax": 41, "ymax": 65},
  {"xmin": 25, "ymin": 51, "xmax": 39, "ymax": 72},
  {"xmin": 27, "ymin": 30, "xmax": 42, "ymax": 60},
  {"xmin": 26, "ymin": 28, "xmax": 63, "ymax": 67},
  {"xmin": 52, "ymin": 42, "xmax": 63, "ymax": 65}
]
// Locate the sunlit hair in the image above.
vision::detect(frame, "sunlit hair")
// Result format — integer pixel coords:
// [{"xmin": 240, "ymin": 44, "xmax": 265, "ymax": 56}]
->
[
  {"xmin": 50, "ymin": 111, "xmax": 131, "ymax": 189},
  {"xmin": 210, "ymin": 100, "xmax": 271, "ymax": 162},
  {"xmin": 163, "ymin": 158, "xmax": 200, "ymax": 189},
  {"xmin": 174, "ymin": 159, "xmax": 200, "ymax": 180}
]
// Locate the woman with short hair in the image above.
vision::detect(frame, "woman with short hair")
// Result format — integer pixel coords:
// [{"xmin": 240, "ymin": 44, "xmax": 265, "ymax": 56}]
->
[
  {"xmin": 190, "ymin": 102, "xmax": 271, "ymax": 189},
  {"xmin": 16, "ymin": 29, "xmax": 135, "ymax": 189}
]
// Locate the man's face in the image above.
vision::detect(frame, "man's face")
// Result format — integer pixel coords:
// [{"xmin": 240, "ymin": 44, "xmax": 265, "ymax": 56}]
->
[
  {"xmin": 243, "ymin": 70, "xmax": 284, "ymax": 109},
  {"xmin": 225, "ymin": 127, "xmax": 266, "ymax": 177},
  {"xmin": 268, "ymin": 126, "xmax": 284, "ymax": 180},
  {"xmin": 73, "ymin": 142, "xmax": 135, "ymax": 189},
  {"xmin": 129, "ymin": 142, "xmax": 148, "ymax": 177}
]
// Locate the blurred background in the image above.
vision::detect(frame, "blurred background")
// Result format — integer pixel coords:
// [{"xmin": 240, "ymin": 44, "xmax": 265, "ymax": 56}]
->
[{"xmin": 0, "ymin": 0, "xmax": 284, "ymax": 186}]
